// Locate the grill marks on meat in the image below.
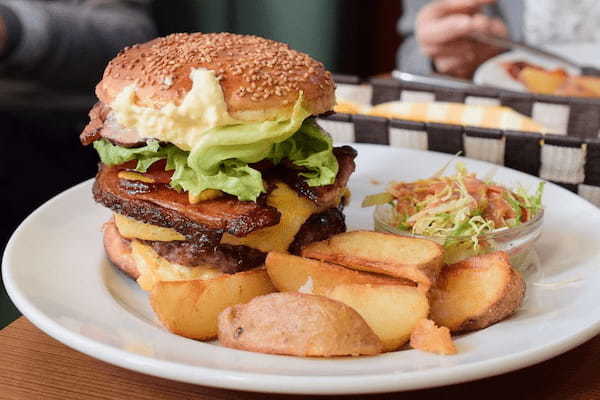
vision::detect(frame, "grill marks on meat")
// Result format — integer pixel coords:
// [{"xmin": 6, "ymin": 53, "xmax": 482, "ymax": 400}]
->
[
  {"xmin": 288, "ymin": 207, "xmax": 346, "ymax": 255},
  {"xmin": 144, "ymin": 240, "xmax": 266, "ymax": 274},
  {"xmin": 93, "ymin": 164, "xmax": 281, "ymax": 242},
  {"xmin": 280, "ymin": 146, "xmax": 357, "ymax": 208},
  {"xmin": 80, "ymin": 102, "xmax": 145, "ymax": 147}
]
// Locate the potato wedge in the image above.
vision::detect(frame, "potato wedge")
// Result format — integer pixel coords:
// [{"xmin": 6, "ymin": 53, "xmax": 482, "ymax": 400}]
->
[
  {"xmin": 265, "ymin": 252, "xmax": 409, "ymax": 295},
  {"xmin": 302, "ymin": 231, "xmax": 444, "ymax": 288},
  {"xmin": 518, "ymin": 67, "xmax": 567, "ymax": 94},
  {"xmin": 430, "ymin": 251, "xmax": 525, "ymax": 332},
  {"xmin": 150, "ymin": 269, "xmax": 275, "ymax": 340},
  {"xmin": 218, "ymin": 292, "xmax": 382, "ymax": 357},
  {"xmin": 325, "ymin": 283, "xmax": 429, "ymax": 352},
  {"xmin": 410, "ymin": 319, "xmax": 457, "ymax": 355}
]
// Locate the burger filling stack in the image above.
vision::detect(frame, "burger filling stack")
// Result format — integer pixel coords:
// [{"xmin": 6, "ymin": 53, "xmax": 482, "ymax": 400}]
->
[{"xmin": 80, "ymin": 33, "xmax": 357, "ymax": 290}]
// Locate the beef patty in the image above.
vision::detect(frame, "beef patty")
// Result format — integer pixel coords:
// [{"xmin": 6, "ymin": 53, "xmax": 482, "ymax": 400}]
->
[{"xmin": 105, "ymin": 206, "xmax": 346, "ymax": 277}]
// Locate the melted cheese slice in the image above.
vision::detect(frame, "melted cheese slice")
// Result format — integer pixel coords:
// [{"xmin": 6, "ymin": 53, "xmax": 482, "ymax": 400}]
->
[
  {"xmin": 114, "ymin": 214, "xmax": 186, "ymax": 242},
  {"xmin": 130, "ymin": 240, "xmax": 223, "ymax": 291},
  {"xmin": 221, "ymin": 181, "xmax": 324, "ymax": 252}
]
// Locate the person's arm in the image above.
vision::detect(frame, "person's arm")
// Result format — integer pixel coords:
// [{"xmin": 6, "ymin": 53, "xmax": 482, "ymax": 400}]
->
[
  {"xmin": 397, "ymin": 0, "xmax": 507, "ymax": 78},
  {"xmin": 397, "ymin": 0, "xmax": 436, "ymax": 75},
  {"xmin": 0, "ymin": 0, "xmax": 157, "ymax": 89}
]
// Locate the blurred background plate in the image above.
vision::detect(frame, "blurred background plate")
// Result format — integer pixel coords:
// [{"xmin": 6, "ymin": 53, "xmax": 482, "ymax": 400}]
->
[{"xmin": 472, "ymin": 46, "xmax": 600, "ymax": 91}]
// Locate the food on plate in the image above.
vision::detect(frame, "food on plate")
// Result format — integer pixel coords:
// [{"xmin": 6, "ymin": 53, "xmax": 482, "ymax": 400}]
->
[
  {"xmin": 301, "ymin": 230, "xmax": 444, "ymax": 288},
  {"xmin": 265, "ymin": 251, "xmax": 407, "ymax": 295},
  {"xmin": 365, "ymin": 163, "xmax": 544, "ymax": 265},
  {"xmin": 235, "ymin": 248, "xmax": 523, "ymax": 356},
  {"xmin": 409, "ymin": 319, "xmax": 457, "ymax": 355},
  {"xmin": 79, "ymin": 33, "xmax": 357, "ymax": 304},
  {"xmin": 503, "ymin": 60, "xmax": 600, "ymax": 97},
  {"xmin": 518, "ymin": 66, "xmax": 568, "ymax": 95},
  {"xmin": 429, "ymin": 251, "xmax": 525, "ymax": 332},
  {"xmin": 567, "ymin": 76, "xmax": 600, "ymax": 96},
  {"xmin": 151, "ymin": 268, "xmax": 275, "ymax": 340},
  {"xmin": 79, "ymin": 33, "xmax": 532, "ymax": 355},
  {"xmin": 218, "ymin": 292, "xmax": 382, "ymax": 356},
  {"xmin": 325, "ymin": 283, "xmax": 429, "ymax": 352}
]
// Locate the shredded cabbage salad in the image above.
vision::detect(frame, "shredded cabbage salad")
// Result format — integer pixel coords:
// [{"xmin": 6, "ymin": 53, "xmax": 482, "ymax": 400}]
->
[{"xmin": 363, "ymin": 163, "xmax": 544, "ymax": 252}]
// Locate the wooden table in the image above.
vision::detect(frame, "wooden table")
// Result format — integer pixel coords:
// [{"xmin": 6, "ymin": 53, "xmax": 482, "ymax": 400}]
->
[{"xmin": 1, "ymin": 317, "xmax": 599, "ymax": 400}]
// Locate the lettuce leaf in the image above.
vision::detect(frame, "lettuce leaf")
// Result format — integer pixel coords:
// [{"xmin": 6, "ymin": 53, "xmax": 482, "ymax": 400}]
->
[
  {"xmin": 269, "ymin": 119, "xmax": 338, "ymax": 186},
  {"xmin": 188, "ymin": 94, "xmax": 311, "ymax": 171},
  {"xmin": 93, "ymin": 139, "xmax": 161, "ymax": 170},
  {"xmin": 92, "ymin": 118, "xmax": 339, "ymax": 201}
]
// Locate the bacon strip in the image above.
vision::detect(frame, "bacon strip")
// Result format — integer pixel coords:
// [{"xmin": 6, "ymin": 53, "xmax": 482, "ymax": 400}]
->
[
  {"xmin": 93, "ymin": 164, "xmax": 281, "ymax": 242},
  {"xmin": 279, "ymin": 146, "xmax": 357, "ymax": 208},
  {"xmin": 80, "ymin": 102, "xmax": 145, "ymax": 147}
]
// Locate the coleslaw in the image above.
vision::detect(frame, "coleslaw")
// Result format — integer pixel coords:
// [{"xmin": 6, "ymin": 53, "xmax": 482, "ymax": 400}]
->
[{"xmin": 363, "ymin": 163, "xmax": 544, "ymax": 263}]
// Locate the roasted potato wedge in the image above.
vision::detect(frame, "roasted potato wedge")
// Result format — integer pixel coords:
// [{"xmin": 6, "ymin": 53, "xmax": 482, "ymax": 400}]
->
[
  {"xmin": 150, "ymin": 269, "xmax": 276, "ymax": 340},
  {"xmin": 518, "ymin": 67, "xmax": 567, "ymax": 94},
  {"xmin": 218, "ymin": 292, "xmax": 382, "ymax": 357},
  {"xmin": 410, "ymin": 319, "xmax": 457, "ymax": 355},
  {"xmin": 265, "ymin": 252, "xmax": 409, "ymax": 295},
  {"xmin": 325, "ymin": 283, "xmax": 429, "ymax": 352},
  {"xmin": 430, "ymin": 251, "xmax": 525, "ymax": 332},
  {"xmin": 302, "ymin": 231, "xmax": 444, "ymax": 288}
]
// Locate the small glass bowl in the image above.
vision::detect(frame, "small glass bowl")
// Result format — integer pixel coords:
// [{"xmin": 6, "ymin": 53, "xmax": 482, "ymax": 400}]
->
[{"xmin": 374, "ymin": 203, "xmax": 544, "ymax": 273}]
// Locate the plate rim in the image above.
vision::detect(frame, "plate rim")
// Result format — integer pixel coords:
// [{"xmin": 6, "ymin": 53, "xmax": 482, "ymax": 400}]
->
[{"xmin": 4, "ymin": 145, "xmax": 600, "ymax": 395}]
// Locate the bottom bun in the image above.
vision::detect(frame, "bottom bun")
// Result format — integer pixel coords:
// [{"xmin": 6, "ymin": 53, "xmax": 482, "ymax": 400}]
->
[
  {"xmin": 103, "ymin": 218, "xmax": 224, "ymax": 290},
  {"xmin": 103, "ymin": 219, "xmax": 140, "ymax": 279}
]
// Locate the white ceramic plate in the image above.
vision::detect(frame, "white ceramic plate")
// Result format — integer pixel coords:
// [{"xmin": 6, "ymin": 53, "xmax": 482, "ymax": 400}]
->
[
  {"xmin": 4, "ymin": 144, "xmax": 600, "ymax": 395},
  {"xmin": 474, "ymin": 50, "xmax": 580, "ymax": 92}
]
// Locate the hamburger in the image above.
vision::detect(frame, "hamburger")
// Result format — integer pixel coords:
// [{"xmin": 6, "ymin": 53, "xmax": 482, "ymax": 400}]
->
[{"xmin": 80, "ymin": 32, "xmax": 357, "ymax": 289}]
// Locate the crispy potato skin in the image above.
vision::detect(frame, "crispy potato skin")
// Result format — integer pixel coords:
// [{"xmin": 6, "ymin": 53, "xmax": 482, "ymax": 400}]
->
[
  {"xmin": 410, "ymin": 319, "xmax": 457, "ymax": 355},
  {"xmin": 150, "ymin": 269, "xmax": 275, "ymax": 340},
  {"xmin": 218, "ymin": 292, "xmax": 382, "ymax": 357},
  {"xmin": 301, "ymin": 230, "xmax": 444, "ymax": 288},
  {"xmin": 430, "ymin": 251, "xmax": 525, "ymax": 332},
  {"xmin": 265, "ymin": 251, "xmax": 410, "ymax": 295}
]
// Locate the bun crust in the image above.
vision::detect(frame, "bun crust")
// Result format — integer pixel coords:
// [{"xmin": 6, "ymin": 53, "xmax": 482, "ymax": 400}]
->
[
  {"xmin": 97, "ymin": 33, "xmax": 335, "ymax": 121},
  {"xmin": 103, "ymin": 219, "xmax": 139, "ymax": 279}
]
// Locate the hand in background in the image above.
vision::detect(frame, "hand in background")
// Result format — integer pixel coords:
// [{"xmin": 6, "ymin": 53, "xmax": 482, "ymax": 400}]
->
[{"xmin": 416, "ymin": 0, "xmax": 507, "ymax": 79}]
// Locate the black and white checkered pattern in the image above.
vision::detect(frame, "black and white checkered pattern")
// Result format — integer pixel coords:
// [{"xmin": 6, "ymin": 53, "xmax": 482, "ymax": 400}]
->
[{"xmin": 323, "ymin": 76, "xmax": 600, "ymax": 207}]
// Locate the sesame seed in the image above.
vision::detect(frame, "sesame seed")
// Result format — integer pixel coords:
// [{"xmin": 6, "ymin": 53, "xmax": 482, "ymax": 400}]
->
[{"xmin": 104, "ymin": 32, "xmax": 333, "ymax": 104}]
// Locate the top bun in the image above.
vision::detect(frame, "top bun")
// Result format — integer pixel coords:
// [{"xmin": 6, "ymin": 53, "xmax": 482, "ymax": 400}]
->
[{"xmin": 97, "ymin": 33, "xmax": 336, "ymax": 122}]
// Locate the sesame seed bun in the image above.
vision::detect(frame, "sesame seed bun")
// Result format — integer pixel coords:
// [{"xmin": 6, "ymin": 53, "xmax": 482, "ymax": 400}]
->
[{"xmin": 96, "ymin": 33, "xmax": 336, "ymax": 121}]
